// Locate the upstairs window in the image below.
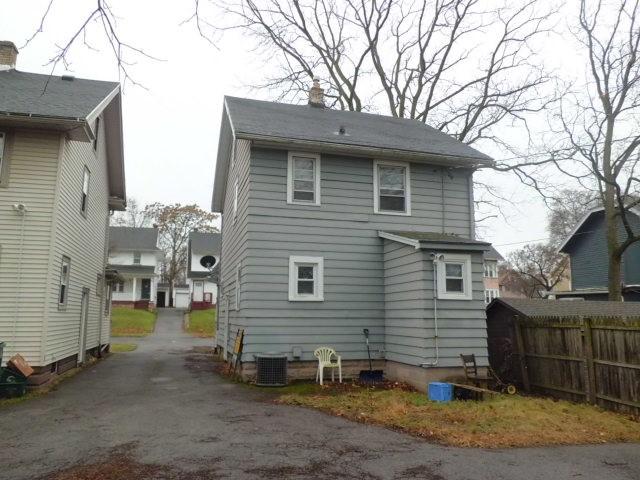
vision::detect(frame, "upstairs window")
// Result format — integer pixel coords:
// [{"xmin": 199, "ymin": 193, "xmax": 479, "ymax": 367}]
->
[
  {"xmin": 437, "ymin": 254, "xmax": 472, "ymax": 300},
  {"xmin": 485, "ymin": 288, "xmax": 499, "ymax": 304},
  {"xmin": 288, "ymin": 256, "xmax": 324, "ymax": 301},
  {"xmin": 58, "ymin": 256, "xmax": 71, "ymax": 308},
  {"xmin": 374, "ymin": 160, "xmax": 410, "ymax": 215},
  {"xmin": 81, "ymin": 167, "xmax": 90, "ymax": 215},
  {"xmin": 287, "ymin": 152, "xmax": 321, "ymax": 205},
  {"xmin": 93, "ymin": 117, "xmax": 100, "ymax": 151},
  {"xmin": 133, "ymin": 252, "xmax": 141, "ymax": 264},
  {"xmin": 484, "ymin": 260, "xmax": 497, "ymax": 278}
]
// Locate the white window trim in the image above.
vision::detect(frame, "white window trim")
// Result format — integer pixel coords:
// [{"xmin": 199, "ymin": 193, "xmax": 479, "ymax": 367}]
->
[
  {"xmin": 235, "ymin": 263, "xmax": 241, "ymax": 310},
  {"xmin": 287, "ymin": 151, "xmax": 321, "ymax": 206},
  {"xmin": 484, "ymin": 288, "xmax": 499, "ymax": 304},
  {"xmin": 484, "ymin": 260, "xmax": 498, "ymax": 278},
  {"xmin": 288, "ymin": 255, "xmax": 324, "ymax": 301},
  {"xmin": 373, "ymin": 159, "xmax": 411, "ymax": 216},
  {"xmin": 436, "ymin": 253, "xmax": 473, "ymax": 300},
  {"xmin": 58, "ymin": 256, "xmax": 71, "ymax": 309}
]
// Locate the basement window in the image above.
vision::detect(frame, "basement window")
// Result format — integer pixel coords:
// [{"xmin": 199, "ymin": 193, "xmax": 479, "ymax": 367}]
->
[
  {"xmin": 289, "ymin": 256, "xmax": 324, "ymax": 301},
  {"xmin": 287, "ymin": 152, "xmax": 321, "ymax": 205},
  {"xmin": 437, "ymin": 254, "xmax": 472, "ymax": 300}
]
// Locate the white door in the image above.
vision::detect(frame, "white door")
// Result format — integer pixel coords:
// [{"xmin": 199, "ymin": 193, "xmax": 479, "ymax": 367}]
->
[
  {"xmin": 175, "ymin": 292, "xmax": 189, "ymax": 309},
  {"xmin": 193, "ymin": 281, "xmax": 204, "ymax": 302},
  {"xmin": 78, "ymin": 288, "xmax": 90, "ymax": 364}
]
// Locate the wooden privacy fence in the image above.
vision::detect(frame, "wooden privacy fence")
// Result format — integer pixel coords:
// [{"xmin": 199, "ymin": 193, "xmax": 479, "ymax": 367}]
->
[{"xmin": 513, "ymin": 315, "xmax": 640, "ymax": 416}]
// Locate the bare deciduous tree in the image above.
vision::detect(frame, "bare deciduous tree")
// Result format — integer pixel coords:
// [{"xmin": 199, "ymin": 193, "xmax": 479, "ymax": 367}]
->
[
  {"xmin": 145, "ymin": 203, "xmax": 218, "ymax": 306},
  {"xmin": 548, "ymin": 0, "xmax": 640, "ymax": 300},
  {"xmin": 110, "ymin": 198, "xmax": 153, "ymax": 228},
  {"xmin": 547, "ymin": 189, "xmax": 600, "ymax": 247},
  {"xmin": 508, "ymin": 243, "xmax": 569, "ymax": 297}
]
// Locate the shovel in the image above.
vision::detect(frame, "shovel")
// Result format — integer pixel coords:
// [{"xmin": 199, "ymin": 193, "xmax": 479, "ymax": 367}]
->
[{"xmin": 359, "ymin": 328, "xmax": 383, "ymax": 383}]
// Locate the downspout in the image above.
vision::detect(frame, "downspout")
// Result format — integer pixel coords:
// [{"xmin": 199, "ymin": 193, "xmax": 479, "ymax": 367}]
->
[
  {"xmin": 422, "ymin": 252, "xmax": 443, "ymax": 367},
  {"xmin": 11, "ymin": 203, "xmax": 27, "ymax": 360}
]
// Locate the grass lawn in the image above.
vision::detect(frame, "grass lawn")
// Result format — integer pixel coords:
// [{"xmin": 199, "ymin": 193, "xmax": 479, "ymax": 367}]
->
[
  {"xmin": 111, "ymin": 308, "xmax": 157, "ymax": 337},
  {"xmin": 276, "ymin": 382, "xmax": 640, "ymax": 448},
  {"xmin": 110, "ymin": 343, "xmax": 138, "ymax": 353},
  {"xmin": 185, "ymin": 308, "xmax": 216, "ymax": 337}
]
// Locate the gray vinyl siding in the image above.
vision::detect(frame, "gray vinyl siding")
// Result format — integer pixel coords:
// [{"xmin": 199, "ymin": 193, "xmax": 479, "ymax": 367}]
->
[
  {"xmin": 568, "ymin": 211, "xmax": 640, "ymax": 289},
  {"xmin": 0, "ymin": 130, "xmax": 61, "ymax": 365},
  {"xmin": 383, "ymin": 240, "xmax": 488, "ymax": 367},
  {"xmin": 237, "ymin": 146, "xmax": 476, "ymax": 363},
  {"xmin": 44, "ymin": 116, "xmax": 111, "ymax": 365},
  {"xmin": 217, "ymin": 134, "xmax": 251, "ymax": 354}
]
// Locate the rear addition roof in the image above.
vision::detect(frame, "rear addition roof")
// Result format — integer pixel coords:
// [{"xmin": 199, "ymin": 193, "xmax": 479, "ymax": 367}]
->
[
  {"xmin": 489, "ymin": 297, "xmax": 640, "ymax": 319},
  {"xmin": 109, "ymin": 227, "xmax": 160, "ymax": 251},
  {"xmin": 0, "ymin": 69, "xmax": 118, "ymax": 120},
  {"xmin": 224, "ymin": 96, "xmax": 492, "ymax": 165},
  {"xmin": 379, "ymin": 231, "xmax": 490, "ymax": 252}
]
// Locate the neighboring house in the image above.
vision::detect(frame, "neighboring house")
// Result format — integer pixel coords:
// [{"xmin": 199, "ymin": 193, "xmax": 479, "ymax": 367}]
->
[
  {"xmin": 555, "ymin": 207, "xmax": 640, "ymax": 301},
  {"xmin": 0, "ymin": 41, "xmax": 126, "ymax": 374},
  {"xmin": 108, "ymin": 227, "xmax": 162, "ymax": 310},
  {"xmin": 483, "ymin": 245, "xmax": 503, "ymax": 304},
  {"xmin": 211, "ymin": 81, "xmax": 493, "ymax": 389},
  {"xmin": 187, "ymin": 231, "xmax": 220, "ymax": 310}
]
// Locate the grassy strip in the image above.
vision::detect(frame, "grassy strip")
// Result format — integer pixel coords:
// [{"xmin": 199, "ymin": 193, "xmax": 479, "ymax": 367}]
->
[
  {"xmin": 110, "ymin": 343, "xmax": 137, "ymax": 353},
  {"xmin": 185, "ymin": 308, "xmax": 216, "ymax": 337},
  {"xmin": 277, "ymin": 383, "xmax": 640, "ymax": 448},
  {"xmin": 111, "ymin": 307, "xmax": 157, "ymax": 337}
]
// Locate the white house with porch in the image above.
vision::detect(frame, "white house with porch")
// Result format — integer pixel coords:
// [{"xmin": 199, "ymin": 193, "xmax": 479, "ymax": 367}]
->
[{"xmin": 108, "ymin": 227, "xmax": 162, "ymax": 310}]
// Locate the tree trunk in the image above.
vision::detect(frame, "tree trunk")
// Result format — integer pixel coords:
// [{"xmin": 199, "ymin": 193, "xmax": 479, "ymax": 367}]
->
[{"xmin": 608, "ymin": 249, "xmax": 623, "ymax": 301}]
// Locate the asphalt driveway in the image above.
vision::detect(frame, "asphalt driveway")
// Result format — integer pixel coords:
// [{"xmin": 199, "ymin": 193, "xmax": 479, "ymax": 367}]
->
[{"xmin": 1, "ymin": 309, "xmax": 639, "ymax": 480}]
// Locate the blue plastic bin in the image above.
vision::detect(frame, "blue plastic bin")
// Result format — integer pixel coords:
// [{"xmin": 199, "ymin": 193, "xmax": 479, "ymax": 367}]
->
[{"xmin": 428, "ymin": 382, "xmax": 453, "ymax": 402}]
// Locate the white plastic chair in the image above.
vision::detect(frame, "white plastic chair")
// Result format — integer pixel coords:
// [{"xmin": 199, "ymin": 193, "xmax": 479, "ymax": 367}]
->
[{"xmin": 314, "ymin": 347, "xmax": 342, "ymax": 385}]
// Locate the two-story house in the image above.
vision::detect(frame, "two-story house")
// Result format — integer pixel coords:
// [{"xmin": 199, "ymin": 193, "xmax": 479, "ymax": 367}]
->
[
  {"xmin": 108, "ymin": 227, "xmax": 162, "ymax": 310},
  {"xmin": 186, "ymin": 231, "xmax": 220, "ymax": 310},
  {"xmin": 0, "ymin": 41, "xmax": 126, "ymax": 376},
  {"xmin": 483, "ymin": 246, "xmax": 503, "ymax": 304},
  {"xmin": 211, "ymin": 81, "xmax": 493, "ymax": 388},
  {"xmin": 556, "ymin": 206, "xmax": 640, "ymax": 301}
]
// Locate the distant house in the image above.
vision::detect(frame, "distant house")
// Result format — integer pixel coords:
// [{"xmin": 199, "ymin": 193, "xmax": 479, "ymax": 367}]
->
[
  {"xmin": 556, "ymin": 207, "xmax": 640, "ymax": 301},
  {"xmin": 0, "ymin": 41, "xmax": 126, "ymax": 373},
  {"xmin": 187, "ymin": 231, "xmax": 220, "ymax": 310},
  {"xmin": 483, "ymin": 246, "xmax": 503, "ymax": 304},
  {"xmin": 211, "ymin": 81, "xmax": 494, "ymax": 388},
  {"xmin": 108, "ymin": 227, "xmax": 162, "ymax": 310}
]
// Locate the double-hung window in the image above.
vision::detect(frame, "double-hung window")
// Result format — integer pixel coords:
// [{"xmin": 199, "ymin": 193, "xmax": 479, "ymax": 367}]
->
[
  {"xmin": 81, "ymin": 167, "xmax": 90, "ymax": 215},
  {"xmin": 133, "ymin": 252, "xmax": 141, "ymax": 264},
  {"xmin": 484, "ymin": 260, "xmax": 497, "ymax": 278},
  {"xmin": 374, "ymin": 160, "xmax": 411, "ymax": 215},
  {"xmin": 436, "ymin": 254, "xmax": 472, "ymax": 300},
  {"xmin": 484, "ymin": 288, "xmax": 499, "ymax": 304},
  {"xmin": 287, "ymin": 152, "xmax": 320, "ymax": 205},
  {"xmin": 58, "ymin": 256, "xmax": 71, "ymax": 308},
  {"xmin": 288, "ymin": 256, "xmax": 324, "ymax": 301}
]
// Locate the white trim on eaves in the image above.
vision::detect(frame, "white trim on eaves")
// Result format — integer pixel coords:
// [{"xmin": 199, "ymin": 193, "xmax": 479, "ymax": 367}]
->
[{"xmin": 377, "ymin": 231, "xmax": 420, "ymax": 249}]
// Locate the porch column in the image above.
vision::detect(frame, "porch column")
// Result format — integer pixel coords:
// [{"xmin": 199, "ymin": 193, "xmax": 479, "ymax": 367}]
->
[{"xmin": 132, "ymin": 277, "xmax": 137, "ymax": 302}]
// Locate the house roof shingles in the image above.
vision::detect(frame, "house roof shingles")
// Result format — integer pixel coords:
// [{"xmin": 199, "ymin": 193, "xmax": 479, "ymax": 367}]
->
[
  {"xmin": 491, "ymin": 297, "xmax": 640, "ymax": 319},
  {"xmin": 0, "ymin": 69, "xmax": 119, "ymax": 120},
  {"xmin": 109, "ymin": 227, "xmax": 159, "ymax": 251},
  {"xmin": 224, "ymin": 96, "xmax": 492, "ymax": 165}
]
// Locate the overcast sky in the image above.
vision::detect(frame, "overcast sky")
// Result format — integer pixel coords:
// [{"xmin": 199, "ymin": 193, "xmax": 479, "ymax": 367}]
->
[{"xmin": 2, "ymin": 0, "xmax": 586, "ymax": 256}]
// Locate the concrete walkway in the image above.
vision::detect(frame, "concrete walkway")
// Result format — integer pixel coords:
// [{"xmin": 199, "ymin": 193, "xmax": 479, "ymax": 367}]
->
[{"xmin": 1, "ymin": 308, "xmax": 639, "ymax": 479}]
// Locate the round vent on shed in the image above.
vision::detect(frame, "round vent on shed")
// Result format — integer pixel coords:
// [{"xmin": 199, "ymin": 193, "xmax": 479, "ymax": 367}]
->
[{"xmin": 200, "ymin": 255, "xmax": 217, "ymax": 269}]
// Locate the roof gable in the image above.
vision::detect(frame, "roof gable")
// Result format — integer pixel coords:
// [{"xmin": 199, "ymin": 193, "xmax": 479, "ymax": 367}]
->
[
  {"xmin": 109, "ymin": 227, "xmax": 159, "ymax": 251},
  {"xmin": 224, "ymin": 96, "xmax": 492, "ymax": 164}
]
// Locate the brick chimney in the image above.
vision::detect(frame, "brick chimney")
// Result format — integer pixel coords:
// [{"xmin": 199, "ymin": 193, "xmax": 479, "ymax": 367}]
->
[
  {"xmin": 308, "ymin": 78, "xmax": 325, "ymax": 108},
  {"xmin": 0, "ymin": 41, "xmax": 18, "ymax": 70}
]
